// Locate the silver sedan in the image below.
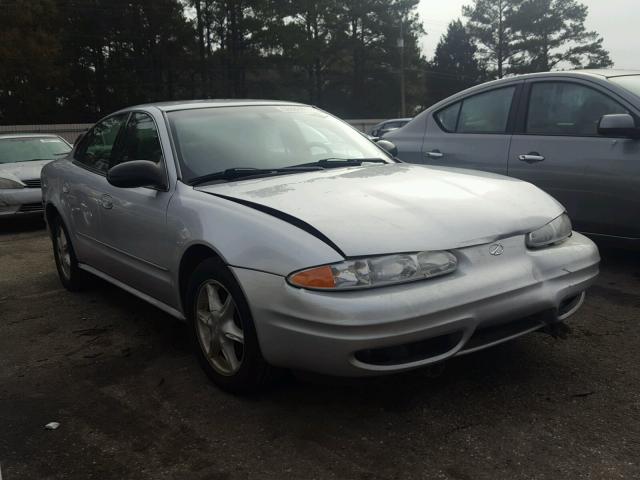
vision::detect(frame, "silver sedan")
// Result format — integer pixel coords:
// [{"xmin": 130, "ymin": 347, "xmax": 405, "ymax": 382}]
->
[
  {"xmin": 0, "ymin": 134, "xmax": 71, "ymax": 217},
  {"xmin": 41, "ymin": 101, "xmax": 600, "ymax": 393}
]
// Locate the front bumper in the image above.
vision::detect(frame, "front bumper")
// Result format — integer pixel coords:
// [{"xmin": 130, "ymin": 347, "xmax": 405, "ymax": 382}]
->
[
  {"xmin": 0, "ymin": 188, "xmax": 43, "ymax": 217},
  {"xmin": 233, "ymin": 232, "xmax": 600, "ymax": 377}
]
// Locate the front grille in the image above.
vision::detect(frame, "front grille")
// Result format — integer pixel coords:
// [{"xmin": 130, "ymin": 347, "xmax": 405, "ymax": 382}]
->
[
  {"xmin": 355, "ymin": 332, "xmax": 464, "ymax": 366},
  {"xmin": 22, "ymin": 179, "xmax": 42, "ymax": 188},
  {"xmin": 18, "ymin": 202, "xmax": 44, "ymax": 213},
  {"xmin": 460, "ymin": 315, "xmax": 546, "ymax": 353}
]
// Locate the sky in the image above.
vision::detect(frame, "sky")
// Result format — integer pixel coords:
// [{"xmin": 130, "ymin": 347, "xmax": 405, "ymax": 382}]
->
[{"xmin": 417, "ymin": 0, "xmax": 639, "ymax": 69}]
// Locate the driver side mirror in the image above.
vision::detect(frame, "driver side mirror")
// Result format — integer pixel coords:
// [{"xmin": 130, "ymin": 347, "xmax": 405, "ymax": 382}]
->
[
  {"xmin": 107, "ymin": 160, "xmax": 166, "ymax": 189},
  {"xmin": 598, "ymin": 114, "xmax": 640, "ymax": 139},
  {"xmin": 375, "ymin": 139, "xmax": 398, "ymax": 157}
]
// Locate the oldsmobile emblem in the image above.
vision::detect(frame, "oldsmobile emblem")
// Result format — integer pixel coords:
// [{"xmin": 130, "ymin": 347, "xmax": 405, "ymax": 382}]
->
[{"xmin": 489, "ymin": 243, "xmax": 505, "ymax": 256}]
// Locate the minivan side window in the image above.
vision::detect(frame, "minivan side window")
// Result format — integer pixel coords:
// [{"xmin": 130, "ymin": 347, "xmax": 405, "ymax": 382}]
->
[
  {"xmin": 112, "ymin": 112, "xmax": 164, "ymax": 167},
  {"xmin": 75, "ymin": 114, "xmax": 128, "ymax": 174},
  {"xmin": 435, "ymin": 87, "xmax": 515, "ymax": 134},
  {"xmin": 526, "ymin": 82, "xmax": 629, "ymax": 137}
]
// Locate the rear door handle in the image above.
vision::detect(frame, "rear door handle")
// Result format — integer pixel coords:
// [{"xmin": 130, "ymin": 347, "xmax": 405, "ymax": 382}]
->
[
  {"xmin": 100, "ymin": 194, "xmax": 113, "ymax": 209},
  {"xmin": 425, "ymin": 150, "xmax": 444, "ymax": 159},
  {"xmin": 519, "ymin": 153, "xmax": 545, "ymax": 163}
]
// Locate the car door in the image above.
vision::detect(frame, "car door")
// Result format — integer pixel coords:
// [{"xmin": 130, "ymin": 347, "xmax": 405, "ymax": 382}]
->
[
  {"xmin": 97, "ymin": 111, "xmax": 176, "ymax": 303},
  {"xmin": 508, "ymin": 79, "xmax": 640, "ymax": 239},
  {"xmin": 419, "ymin": 84, "xmax": 522, "ymax": 175},
  {"xmin": 67, "ymin": 113, "xmax": 129, "ymax": 267}
]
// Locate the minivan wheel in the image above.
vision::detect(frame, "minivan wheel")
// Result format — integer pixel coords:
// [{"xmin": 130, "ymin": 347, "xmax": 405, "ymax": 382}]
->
[
  {"xmin": 51, "ymin": 216, "xmax": 87, "ymax": 291},
  {"xmin": 186, "ymin": 257, "xmax": 274, "ymax": 393}
]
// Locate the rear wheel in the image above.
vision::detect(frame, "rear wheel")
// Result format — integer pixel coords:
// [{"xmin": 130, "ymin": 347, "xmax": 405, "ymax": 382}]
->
[
  {"xmin": 186, "ymin": 258, "xmax": 274, "ymax": 393},
  {"xmin": 51, "ymin": 215, "xmax": 89, "ymax": 291}
]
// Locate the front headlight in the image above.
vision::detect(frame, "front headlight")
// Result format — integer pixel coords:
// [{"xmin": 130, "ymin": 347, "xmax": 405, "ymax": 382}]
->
[
  {"xmin": 0, "ymin": 178, "xmax": 24, "ymax": 189},
  {"xmin": 526, "ymin": 213, "xmax": 572, "ymax": 248},
  {"xmin": 288, "ymin": 251, "xmax": 458, "ymax": 290}
]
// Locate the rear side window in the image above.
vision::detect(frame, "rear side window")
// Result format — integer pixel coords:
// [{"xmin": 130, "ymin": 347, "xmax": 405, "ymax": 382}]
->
[
  {"xmin": 436, "ymin": 103, "xmax": 461, "ymax": 132},
  {"xmin": 526, "ymin": 82, "xmax": 629, "ymax": 136},
  {"xmin": 75, "ymin": 114, "xmax": 128, "ymax": 174},
  {"xmin": 113, "ymin": 112, "xmax": 163, "ymax": 166},
  {"xmin": 435, "ymin": 87, "xmax": 515, "ymax": 134},
  {"xmin": 458, "ymin": 87, "xmax": 515, "ymax": 134}
]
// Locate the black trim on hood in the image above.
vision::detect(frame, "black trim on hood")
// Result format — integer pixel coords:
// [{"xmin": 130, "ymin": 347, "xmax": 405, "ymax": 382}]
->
[{"xmin": 202, "ymin": 192, "xmax": 346, "ymax": 258}]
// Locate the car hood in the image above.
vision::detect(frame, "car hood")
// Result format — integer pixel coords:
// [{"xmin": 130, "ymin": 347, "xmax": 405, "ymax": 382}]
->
[
  {"xmin": 0, "ymin": 160, "xmax": 51, "ymax": 182},
  {"xmin": 196, "ymin": 163, "xmax": 564, "ymax": 257}
]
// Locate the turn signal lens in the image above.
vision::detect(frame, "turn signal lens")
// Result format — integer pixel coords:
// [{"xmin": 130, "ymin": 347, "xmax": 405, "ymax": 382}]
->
[
  {"xmin": 289, "ymin": 265, "xmax": 336, "ymax": 289},
  {"xmin": 288, "ymin": 251, "xmax": 457, "ymax": 291}
]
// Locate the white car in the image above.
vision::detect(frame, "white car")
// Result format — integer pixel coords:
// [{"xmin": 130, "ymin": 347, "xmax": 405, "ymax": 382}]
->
[{"xmin": 0, "ymin": 134, "xmax": 71, "ymax": 217}]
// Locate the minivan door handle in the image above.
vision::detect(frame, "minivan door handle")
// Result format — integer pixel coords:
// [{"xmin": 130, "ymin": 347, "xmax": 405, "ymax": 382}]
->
[
  {"xmin": 519, "ymin": 153, "xmax": 545, "ymax": 163},
  {"xmin": 425, "ymin": 150, "xmax": 444, "ymax": 159}
]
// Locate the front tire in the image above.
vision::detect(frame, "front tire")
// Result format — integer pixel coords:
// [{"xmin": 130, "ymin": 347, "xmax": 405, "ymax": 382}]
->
[
  {"xmin": 186, "ymin": 257, "xmax": 274, "ymax": 393},
  {"xmin": 50, "ymin": 215, "xmax": 87, "ymax": 291}
]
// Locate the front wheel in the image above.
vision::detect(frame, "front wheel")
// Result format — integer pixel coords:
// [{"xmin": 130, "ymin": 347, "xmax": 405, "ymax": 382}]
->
[
  {"xmin": 50, "ymin": 216, "xmax": 88, "ymax": 291},
  {"xmin": 186, "ymin": 258, "xmax": 275, "ymax": 393}
]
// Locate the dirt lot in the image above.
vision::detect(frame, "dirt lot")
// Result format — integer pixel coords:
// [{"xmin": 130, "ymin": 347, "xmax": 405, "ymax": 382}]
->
[{"xmin": 1, "ymin": 218, "xmax": 639, "ymax": 480}]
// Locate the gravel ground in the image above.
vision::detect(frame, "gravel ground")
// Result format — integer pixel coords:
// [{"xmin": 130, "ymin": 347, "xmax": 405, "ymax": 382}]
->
[{"xmin": 1, "ymin": 217, "xmax": 639, "ymax": 480}]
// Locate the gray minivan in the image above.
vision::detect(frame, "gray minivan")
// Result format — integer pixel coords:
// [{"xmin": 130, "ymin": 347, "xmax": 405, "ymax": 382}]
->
[{"xmin": 386, "ymin": 70, "xmax": 640, "ymax": 246}]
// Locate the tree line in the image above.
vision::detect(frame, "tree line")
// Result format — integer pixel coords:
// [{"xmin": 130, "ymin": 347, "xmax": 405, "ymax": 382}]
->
[{"xmin": 0, "ymin": 0, "xmax": 612, "ymax": 124}]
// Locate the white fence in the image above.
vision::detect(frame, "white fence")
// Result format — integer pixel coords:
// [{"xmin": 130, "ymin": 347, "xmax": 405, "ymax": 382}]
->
[{"xmin": 0, "ymin": 118, "xmax": 384, "ymax": 144}]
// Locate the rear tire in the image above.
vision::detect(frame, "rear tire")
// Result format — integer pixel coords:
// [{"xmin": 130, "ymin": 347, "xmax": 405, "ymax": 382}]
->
[
  {"xmin": 50, "ymin": 215, "xmax": 88, "ymax": 291},
  {"xmin": 186, "ymin": 257, "xmax": 275, "ymax": 393}
]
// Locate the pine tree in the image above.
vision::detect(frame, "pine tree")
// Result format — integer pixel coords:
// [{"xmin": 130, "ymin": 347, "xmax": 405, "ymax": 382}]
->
[
  {"xmin": 511, "ymin": 0, "xmax": 613, "ymax": 72},
  {"xmin": 463, "ymin": 0, "xmax": 525, "ymax": 78},
  {"xmin": 427, "ymin": 19, "xmax": 487, "ymax": 104}
]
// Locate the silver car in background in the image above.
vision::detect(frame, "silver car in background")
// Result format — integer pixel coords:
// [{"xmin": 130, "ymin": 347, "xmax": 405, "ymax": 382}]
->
[
  {"xmin": 386, "ymin": 70, "xmax": 640, "ymax": 247},
  {"xmin": 42, "ymin": 100, "xmax": 599, "ymax": 393},
  {"xmin": 0, "ymin": 134, "xmax": 71, "ymax": 217}
]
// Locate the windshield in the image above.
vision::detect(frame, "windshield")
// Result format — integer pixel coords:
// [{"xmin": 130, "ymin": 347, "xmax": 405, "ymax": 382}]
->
[
  {"xmin": 167, "ymin": 105, "xmax": 391, "ymax": 181},
  {"xmin": 0, "ymin": 137, "xmax": 71, "ymax": 164},
  {"xmin": 610, "ymin": 75, "xmax": 640, "ymax": 98}
]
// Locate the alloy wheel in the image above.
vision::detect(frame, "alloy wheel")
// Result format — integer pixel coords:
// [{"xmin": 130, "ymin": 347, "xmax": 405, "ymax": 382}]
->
[
  {"xmin": 195, "ymin": 280, "xmax": 245, "ymax": 376},
  {"xmin": 56, "ymin": 224, "xmax": 72, "ymax": 280}
]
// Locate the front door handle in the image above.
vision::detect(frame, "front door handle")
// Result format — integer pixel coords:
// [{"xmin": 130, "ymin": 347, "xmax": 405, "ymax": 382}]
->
[
  {"xmin": 100, "ymin": 194, "xmax": 113, "ymax": 209},
  {"xmin": 519, "ymin": 153, "xmax": 545, "ymax": 164},
  {"xmin": 425, "ymin": 150, "xmax": 444, "ymax": 159},
  {"xmin": 62, "ymin": 183, "xmax": 70, "ymax": 194}
]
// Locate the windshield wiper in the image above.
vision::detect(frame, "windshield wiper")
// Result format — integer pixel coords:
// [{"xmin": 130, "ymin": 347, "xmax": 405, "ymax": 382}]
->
[
  {"xmin": 189, "ymin": 166, "xmax": 323, "ymax": 186},
  {"xmin": 291, "ymin": 158, "xmax": 389, "ymax": 169}
]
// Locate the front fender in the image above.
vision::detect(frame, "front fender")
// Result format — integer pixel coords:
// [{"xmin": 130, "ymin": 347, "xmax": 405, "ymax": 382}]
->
[{"xmin": 167, "ymin": 183, "xmax": 345, "ymax": 277}]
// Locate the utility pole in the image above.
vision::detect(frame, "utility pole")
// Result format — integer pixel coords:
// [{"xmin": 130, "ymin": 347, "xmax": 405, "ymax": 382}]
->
[{"xmin": 398, "ymin": 18, "xmax": 406, "ymax": 117}]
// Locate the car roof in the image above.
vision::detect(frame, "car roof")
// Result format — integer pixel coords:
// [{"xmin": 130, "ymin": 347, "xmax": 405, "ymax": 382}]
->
[
  {"xmin": 124, "ymin": 99, "xmax": 307, "ymax": 113},
  {"xmin": 475, "ymin": 69, "xmax": 640, "ymax": 88},
  {"xmin": 0, "ymin": 133, "xmax": 64, "ymax": 140},
  {"xmin": 384, "ymin": 118, "xmax": 412, "ymax": 123}
]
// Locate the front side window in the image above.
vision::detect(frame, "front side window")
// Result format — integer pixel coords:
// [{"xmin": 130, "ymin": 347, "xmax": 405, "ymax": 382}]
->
[
  {"xmin": 168, "ymin": 106, "xmax": 391, "ymax": 182},
  {"xmin": 526, "ymin": 82, "xmax": 629, "ymax": 137},
  {"xmin": 0, "ymin": 137, "xmax": 70, "ymax": 164},
  {"xmin": 458, "ymin": 87, "xmax": 516, "ymax": 134},
  {"xmin": 75, "ymin": 114, "xmax": 128, "ymax": 173},
  {"xmin": 113, "ymin": 113, "xmax": 163, "ymax": 166}
]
